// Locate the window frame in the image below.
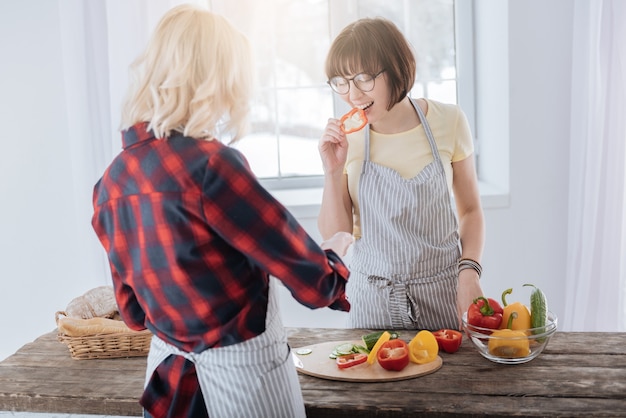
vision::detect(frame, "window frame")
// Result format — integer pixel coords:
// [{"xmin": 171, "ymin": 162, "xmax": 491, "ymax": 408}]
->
[{"xmin": 259, "ymin": 0, "xmax": 477, "ymax": 191}]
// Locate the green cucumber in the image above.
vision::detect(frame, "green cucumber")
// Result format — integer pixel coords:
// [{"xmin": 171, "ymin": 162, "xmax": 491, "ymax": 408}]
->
[
  {"xmin": 335, "ymin": 343, "xmax": 356, "ymax": 355},
  {"xmin": 353, "ymin": 344, "xmax": 370, "ymax": 354},
  {"xmin": 362, "ymin": 331, "xmax": 399, "ymax": 351},
  {"xmin": 524, "ymin": 283, "xmax": 548, "ymax": 334}
]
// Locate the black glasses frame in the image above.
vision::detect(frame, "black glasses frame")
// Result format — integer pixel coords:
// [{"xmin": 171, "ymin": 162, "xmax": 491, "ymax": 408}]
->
[{"xmin": 327, "ymin": 70, "xmax": 385, "ymax": 94}]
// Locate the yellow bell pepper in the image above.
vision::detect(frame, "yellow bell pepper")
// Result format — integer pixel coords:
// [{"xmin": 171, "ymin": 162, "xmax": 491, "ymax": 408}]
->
[
  {"xmin": 488, "ymin": 312, "xmax": 530, "ymax": 358},
  {"xmin": 501, "ymin": 288, "xmax": 531, "ymax": 330}
]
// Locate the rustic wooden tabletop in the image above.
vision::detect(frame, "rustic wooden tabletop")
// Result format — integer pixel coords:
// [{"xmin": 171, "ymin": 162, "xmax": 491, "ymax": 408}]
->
[
  {"xmin": 288, "ymin": 328, "xmax": 626, "ymax": 417},
  {"xmin": 1, "ymin": 328, "xmax": 625, "ymax": 417}
]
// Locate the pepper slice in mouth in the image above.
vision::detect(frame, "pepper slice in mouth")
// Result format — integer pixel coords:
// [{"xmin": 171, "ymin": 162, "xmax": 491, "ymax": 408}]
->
[
  {"xmin": 432, "ymin": 329, "xmax": 463, "ymax": 354},
  {"xmin": 340, "ymin": 107, "xmax": 368, "ymax": 133}
]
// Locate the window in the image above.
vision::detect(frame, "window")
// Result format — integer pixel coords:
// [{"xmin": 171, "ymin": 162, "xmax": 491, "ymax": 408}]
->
[{"xmin": 212, "ymin": 0, "xmax": 474, "ymax": 190}]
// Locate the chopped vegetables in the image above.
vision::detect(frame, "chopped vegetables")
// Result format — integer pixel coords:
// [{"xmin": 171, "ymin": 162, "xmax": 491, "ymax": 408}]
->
[
  {"xmin": 367, "ymin": 331, "xmax": 391, "ymax": 364},
  {"xmin": 376, "ymin": 339, "xmax": 410, "ymax": 371},
  {"xmin": 336, "ymin": 353, "xmax": 368, "ymax": 369},
  {"xmin": 408, "ymin": 330, "xmax": 439, "ymax": 364},
  {"xmin": 329, "ymin": 342, "xmax": 369, "ymax": 359},
  {"xmin": 340, "ymin": 108, "xmax": 368, "ymax": 133},
  {"xmin": 432, "ymin": 329, "xmax": 463, "ymax": 354},
  {"xmin": 362, "ymin": 330, "xmax": 399, "ymax": 351}
]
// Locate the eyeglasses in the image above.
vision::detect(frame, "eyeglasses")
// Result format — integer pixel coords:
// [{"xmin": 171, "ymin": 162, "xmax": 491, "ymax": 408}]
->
[{"xmin": 327, "ymin": 70, "xmax": 385, "ymax": 95}]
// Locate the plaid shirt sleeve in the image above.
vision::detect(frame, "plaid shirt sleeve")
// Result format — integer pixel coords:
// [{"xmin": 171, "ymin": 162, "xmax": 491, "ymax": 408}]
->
[{"xmin": 202, "ymin": 146, "xmax": 350, "ymax": 311}]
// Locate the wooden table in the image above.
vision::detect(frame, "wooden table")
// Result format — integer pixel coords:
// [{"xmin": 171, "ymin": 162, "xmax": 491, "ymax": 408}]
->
[{"xmin": 1, "ymin": 329, "xmax": 625, "ymax": 417}]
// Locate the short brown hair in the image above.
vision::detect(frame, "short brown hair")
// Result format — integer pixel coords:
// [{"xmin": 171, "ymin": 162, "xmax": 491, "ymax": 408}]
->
[{"xmin": 325, "ymin": 18, "xmax": 416, "ymax": 110}]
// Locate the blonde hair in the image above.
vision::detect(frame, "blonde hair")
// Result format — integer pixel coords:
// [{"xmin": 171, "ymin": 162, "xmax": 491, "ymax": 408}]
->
[{"xmin": 121, "ymin": 4, "xmax": 254, "ymax": 142}]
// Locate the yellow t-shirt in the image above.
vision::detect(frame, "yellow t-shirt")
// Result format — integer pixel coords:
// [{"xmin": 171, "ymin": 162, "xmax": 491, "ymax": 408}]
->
[{"xmin": 344, "ymin": 99, "xmax": 474, "ymax": 239}]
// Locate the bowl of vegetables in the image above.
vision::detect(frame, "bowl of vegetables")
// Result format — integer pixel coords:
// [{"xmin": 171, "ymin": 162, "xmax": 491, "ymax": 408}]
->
[{"xmin": 461, "ymin": 284, "xmax": 558, "ymax": 365}]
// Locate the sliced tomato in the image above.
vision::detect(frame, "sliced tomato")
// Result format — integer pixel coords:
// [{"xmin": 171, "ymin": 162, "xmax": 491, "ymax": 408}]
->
[
  {"xmin": 408, "ymin": 330, "xmax": 439, "ymax": 364},
  {"xmin": 336, "ymin": 353, "xmax": 367, "ymax": 369},
  {"xmin": 376, "ymin": 339, "xmax": 410, "ymax": 371},
  {"xmin": 432, "ymin": 329, "xmax": 463, "ymax": 354}
]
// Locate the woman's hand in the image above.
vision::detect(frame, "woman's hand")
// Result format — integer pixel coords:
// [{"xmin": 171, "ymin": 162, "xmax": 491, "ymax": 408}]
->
[
  {"xmin": 456, "ymin": 269, "xmax": 483, "ymax": 329},
  {"xmin": 320, "ymin": 231, "xmax": 354, "ymax": 257},
  {"xmin": 318, "ymin": 118, "xmax": 349, "ymax": 175}
]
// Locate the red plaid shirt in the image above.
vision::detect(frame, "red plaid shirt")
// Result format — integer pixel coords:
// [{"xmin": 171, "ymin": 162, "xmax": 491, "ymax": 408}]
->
[{"xmin": 92, "ymin": 123, "xmax": 350, "ymax": 417}]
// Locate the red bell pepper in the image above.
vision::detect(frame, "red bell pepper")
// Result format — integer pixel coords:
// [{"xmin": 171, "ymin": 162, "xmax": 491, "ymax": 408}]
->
[
  {"xmin": 432, "ymin": 329, "xmax": 463, "ymax": 354},
  {"xmin": 340, "ymin": 107, "xmax": 368, "ymax": 134},
  {"xmin": 467, "ymin": 297, "xmax": 503, "ymax": 330},
  {"xmin": 376, "ymin": 339, "xmax": 410, "ymax": 371},
  {"xmin": 336, "ymin": 353, "xmax": 367, "ymax": 369}
]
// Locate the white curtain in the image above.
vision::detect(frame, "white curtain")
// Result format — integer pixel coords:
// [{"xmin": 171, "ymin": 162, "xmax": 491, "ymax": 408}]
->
[
  {"xmin": 564, "ymin": 0, "xmax": 626, "ymax": 331},
  {"xmin": 58, "ymin": 0, "xmax": 208, "ymax": 282}
]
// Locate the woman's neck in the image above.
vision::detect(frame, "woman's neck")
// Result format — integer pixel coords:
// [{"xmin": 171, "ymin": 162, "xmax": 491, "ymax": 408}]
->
[{"xmin": 370, "ymin": 97, "xmax": 423, "ymax": 135}]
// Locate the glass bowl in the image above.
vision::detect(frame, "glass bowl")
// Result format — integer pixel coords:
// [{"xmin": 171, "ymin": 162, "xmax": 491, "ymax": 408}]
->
[{"xmin": 461, "ymin": 311, "xmax": 558, "ymax": 364}]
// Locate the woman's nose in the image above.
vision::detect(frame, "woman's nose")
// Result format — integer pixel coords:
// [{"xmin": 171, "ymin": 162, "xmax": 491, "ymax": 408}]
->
[{"xmin": 348, "ymin": 81, "xmax": 364, "ymax": 101}]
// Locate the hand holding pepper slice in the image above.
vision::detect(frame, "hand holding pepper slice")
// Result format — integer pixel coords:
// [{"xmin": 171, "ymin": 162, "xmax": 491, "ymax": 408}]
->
[
  {"xmin": 340, "ymin": 108, "xmax": 368, "ymax": 133},
  {"xmin": 433, "ymin": 329, "xmax": 463, "ymax": 354},
  {"xmin": 376, "ymin": 339, "xmax": 410, "ymax": 371},
  {"xmin": 336, "ymin": 352, "xmax": 368, "ymax": 369},
  {"xmin": 467, "ymin": 297, "xmax": 504, "ymax": 330}
]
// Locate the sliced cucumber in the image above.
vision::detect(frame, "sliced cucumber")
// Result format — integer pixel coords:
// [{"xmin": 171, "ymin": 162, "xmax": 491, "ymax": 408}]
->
[
  {"xmin": 295, "ymin": 348, "xmax": 312, "ymax": 355},
  {"xmin": 353, "ymin": 344, "xmax": 370, "ymax": 354},
  {"xmin": 335, "ymin": 343, "xmax": 356, "ymax": 355}
]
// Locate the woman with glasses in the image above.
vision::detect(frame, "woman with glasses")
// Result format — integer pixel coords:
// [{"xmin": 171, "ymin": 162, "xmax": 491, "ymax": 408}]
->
[{"xmin": 318, "ymin": 17, "xmax": 485, "ymax": 331}]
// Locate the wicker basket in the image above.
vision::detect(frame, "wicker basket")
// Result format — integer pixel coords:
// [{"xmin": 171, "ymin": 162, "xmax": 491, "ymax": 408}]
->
[{"xmin": 55, "ymin": 311, "xmax": 152, "ymax": 360}]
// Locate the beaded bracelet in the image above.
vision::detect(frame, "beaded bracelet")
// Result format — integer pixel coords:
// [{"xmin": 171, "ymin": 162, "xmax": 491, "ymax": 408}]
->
[{"xmin": 458, "ymin": 258, "xmax": 482, "ymax": 278}]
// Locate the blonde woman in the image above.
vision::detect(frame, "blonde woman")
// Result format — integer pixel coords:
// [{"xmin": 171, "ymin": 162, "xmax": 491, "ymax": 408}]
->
[{"xmin": 92, "ymin": 5, "xmax": 352, "ymax": 418}]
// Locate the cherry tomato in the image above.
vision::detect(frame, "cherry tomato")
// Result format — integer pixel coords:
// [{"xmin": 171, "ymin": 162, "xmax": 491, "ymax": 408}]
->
[
  {"xmin": 376, "ymin": 339, "xmax": 410, "ymax": 371},
  {"xmin": 336, "ymin": 353, "xmax": 368, "ymax": 369},
  {"xmin": 432, "ymin": 329, "xmax": 463, "ymax": 354}
]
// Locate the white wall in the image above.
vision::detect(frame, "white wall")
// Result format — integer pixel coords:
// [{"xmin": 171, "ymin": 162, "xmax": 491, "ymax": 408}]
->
[
  {"xmin": 0, "ymin": 0, "xmax": 575, "ymax": 362},
  {"xmin": 479, "ymin": 0, "xmax": 573, "ymax": 323},
  {"xmin": 0, "ymin": 0, "xmax": 105, "ymax": 362}
]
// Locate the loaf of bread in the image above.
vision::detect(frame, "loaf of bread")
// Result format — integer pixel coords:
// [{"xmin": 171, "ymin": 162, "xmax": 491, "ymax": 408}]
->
[
  {"xmin": 64, "ymin": 285, "xmax": 118, "ymax": 319},
  {"xmin": 56, "ymin": 315, "xmax": 133, "ymax": 337}
]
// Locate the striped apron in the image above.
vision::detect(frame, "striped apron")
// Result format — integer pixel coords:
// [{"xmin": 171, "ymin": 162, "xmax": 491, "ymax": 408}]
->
[
  {"xmin": 144, "ymin": 277, "xmax": 305, "ymax": 418},
  {"xmin": 347, "ymin": 98, "xmax": 460, "ymax": 331}
]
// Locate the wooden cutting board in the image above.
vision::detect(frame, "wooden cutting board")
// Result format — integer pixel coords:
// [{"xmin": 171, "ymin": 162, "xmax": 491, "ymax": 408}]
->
[{"xmin": 292, "ymin": 340, "xmax": 442, "ymax": 382}]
